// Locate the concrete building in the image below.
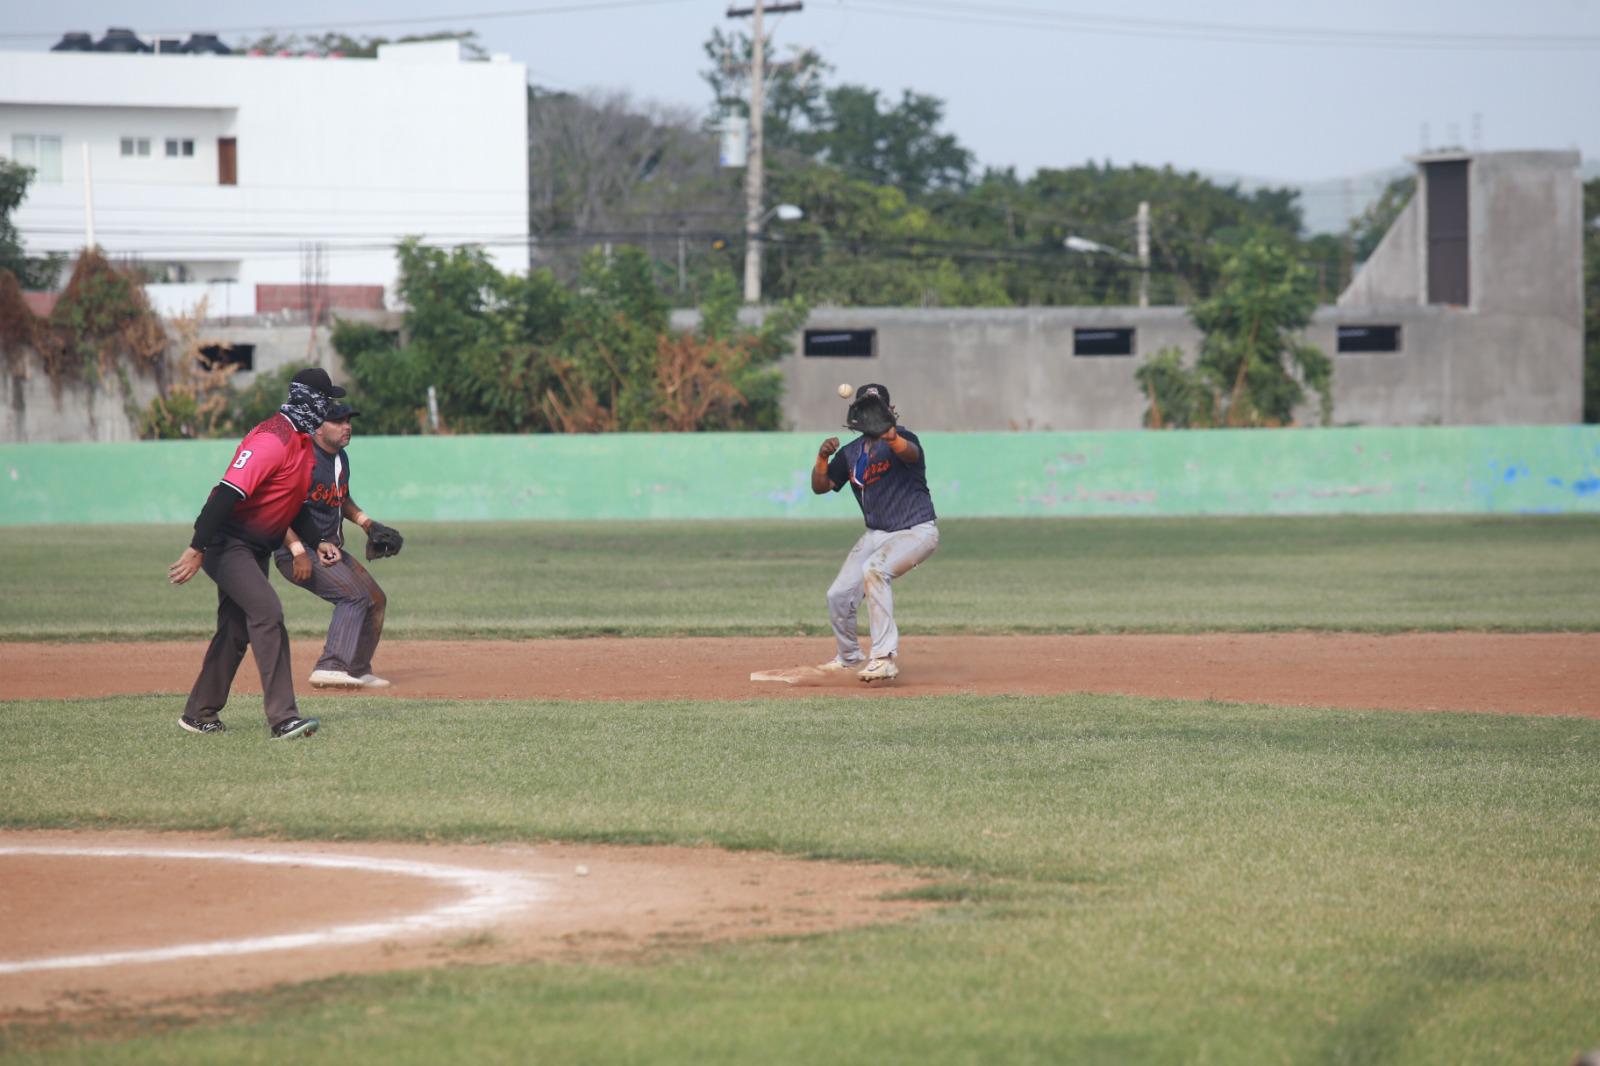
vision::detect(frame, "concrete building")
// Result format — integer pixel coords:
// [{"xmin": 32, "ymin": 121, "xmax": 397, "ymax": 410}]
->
[
  {"xmin": 774, "ymin": 149, "xmax": 1584, "ymax": 430},
  {"xmin": 0, "ymin": 34, "xmax": 529, "ymax": 318}
]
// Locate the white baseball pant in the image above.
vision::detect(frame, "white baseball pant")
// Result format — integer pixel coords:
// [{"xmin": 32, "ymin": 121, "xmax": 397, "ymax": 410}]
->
[{"xmin": 826, "ymin": 521, "xmax": 940, "ymax": 664}]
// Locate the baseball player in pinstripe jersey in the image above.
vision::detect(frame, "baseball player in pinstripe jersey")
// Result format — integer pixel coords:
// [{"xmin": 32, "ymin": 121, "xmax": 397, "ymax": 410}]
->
[
  {"xmin": 811, "ymin": 383, "xmax": 940, "ymax": 683},
  {"xmin": 275, "ymin": 403, "xmax": 400, "ymax": 689}
]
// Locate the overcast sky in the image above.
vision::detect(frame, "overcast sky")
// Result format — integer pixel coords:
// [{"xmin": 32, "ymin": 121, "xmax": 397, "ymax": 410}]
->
[{"xmin": 4, "ymin": 0, "xmax": 1596, "ymax": 190}]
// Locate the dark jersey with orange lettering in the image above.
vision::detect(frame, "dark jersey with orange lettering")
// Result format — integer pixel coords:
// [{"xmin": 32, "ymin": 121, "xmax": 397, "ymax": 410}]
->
[
  {"xmin": 300, "ymin": 445, "xmax": 350, "ymax": 547},
  {"xmin": 826, "ymin": 428, "xmax": 936, "ymax": 532},
  {"xmin": 214, "ymin": 413, "xmax": 314, "ymax": 551}
]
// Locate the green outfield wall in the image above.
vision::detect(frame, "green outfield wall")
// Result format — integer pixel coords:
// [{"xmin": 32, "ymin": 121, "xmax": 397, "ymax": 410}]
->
[{"xmin": 3, "ymin": 426, "xmax": 1599, "ymax": 525}]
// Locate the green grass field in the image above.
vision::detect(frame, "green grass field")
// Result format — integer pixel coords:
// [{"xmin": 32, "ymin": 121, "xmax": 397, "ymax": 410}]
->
[
  {"xmin": 2, "ymin": 514, "xmax": 1599, "ymax": 640},
  {"xmin": 3, "ymin": 515, "xmax": 1599, "ymax": 1063}
]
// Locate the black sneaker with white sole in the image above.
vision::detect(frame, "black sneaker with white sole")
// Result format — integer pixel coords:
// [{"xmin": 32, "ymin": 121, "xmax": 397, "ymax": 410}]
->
[
  {"xmin": 270, "ymin": 716, "xmax": 320, "ymax": 740},
  {"xmin": 178, "ymin": 715, "xmax": 226, "ymax": 734}
]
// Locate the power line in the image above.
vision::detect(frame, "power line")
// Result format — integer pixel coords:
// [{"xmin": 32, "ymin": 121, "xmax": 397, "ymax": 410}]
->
[{"xmin": 833, "ymin": 0, "xmax": 1600, "ymax": 50}]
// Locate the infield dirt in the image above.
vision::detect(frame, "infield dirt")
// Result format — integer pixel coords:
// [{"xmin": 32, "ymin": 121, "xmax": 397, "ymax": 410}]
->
[{"xmin": 3, "ymin": 632, "xmax": 1596, "ymax": 716}]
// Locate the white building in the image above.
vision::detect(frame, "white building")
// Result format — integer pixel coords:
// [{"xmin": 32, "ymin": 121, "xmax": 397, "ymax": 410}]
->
[{"xmin": 0, "ymin": 37, "xmax": 529, "ymax": 317}]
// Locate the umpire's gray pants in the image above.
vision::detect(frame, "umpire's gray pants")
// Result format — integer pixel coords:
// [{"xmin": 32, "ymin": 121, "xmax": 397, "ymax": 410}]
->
[
  {"xmin": 184, "ymin": 536, "xmax": 300, "ymax": 730},
  {"xmin": 826, "ymin": 521, "xmax": 939, "ymax": 663},
  {"xmin": 273, "ymin": 551, "xmax": 386, "ymax": 677}
]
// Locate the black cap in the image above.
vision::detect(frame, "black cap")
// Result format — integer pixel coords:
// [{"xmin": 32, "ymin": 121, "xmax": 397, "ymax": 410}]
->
[
  {"xmin": 324, "ymin": 403, "xmax": 360, "ymax": 420},
  {"xmin": 291, "ymin": 367, "xmax": 346, "ymax": 398},
  {"xmin": 855, "ymin": 383, "xmax": 890, "ymax": 404}
]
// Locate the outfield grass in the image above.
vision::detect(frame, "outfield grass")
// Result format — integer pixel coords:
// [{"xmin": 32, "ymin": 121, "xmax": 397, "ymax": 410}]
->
[
  {"xmin": 2, "ymin": 514, "xmax": 1599, "ymax": 641},
  {"xmin": 2, "ymin": 693, "xmax": 1598, "ymax": 1063}
]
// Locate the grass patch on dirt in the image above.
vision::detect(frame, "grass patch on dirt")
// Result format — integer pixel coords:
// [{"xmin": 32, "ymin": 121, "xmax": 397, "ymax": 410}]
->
[
  {"xmin": 1, "ymin": 514, "xmax": 1599, "ymax": 641},
  {"xmin": 3, "ymin": 692, "xmax": 1598, "ymax": 1063}
]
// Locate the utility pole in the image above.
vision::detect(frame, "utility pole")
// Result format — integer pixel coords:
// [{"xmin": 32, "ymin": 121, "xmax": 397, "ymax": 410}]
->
[
  {"xmin": 727, "ymin": 1, "xmax": 802, "ymax": 304},
  {"xmin": 81, "ymin": 142, "xmax": 96, "ymax": 249},
  {"xmin": 1135, "ymin": 200, "xmax": 1150, "ymax": 308}
]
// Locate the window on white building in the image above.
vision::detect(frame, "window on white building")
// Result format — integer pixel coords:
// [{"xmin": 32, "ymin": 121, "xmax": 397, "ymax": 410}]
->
[
  {"xmin": 165, "ymin": 138, "xmax": 195, "ymax": 158},
  {"xmin": 11, "ymin": 134, "xmax": 64, "ymax": 183},
  {"xmin": 120, "ymin": 137, "xmax": 151, "ymax": 158}
]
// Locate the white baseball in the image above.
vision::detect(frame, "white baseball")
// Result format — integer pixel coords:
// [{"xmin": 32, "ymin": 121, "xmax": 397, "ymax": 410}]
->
[
  {"xmin": 575, "ymin": 864, "xmax": 590, "ymax": 877},
  {"xmin": 837, "ymin": 383, "xmax": 854, "ymax": 398}
]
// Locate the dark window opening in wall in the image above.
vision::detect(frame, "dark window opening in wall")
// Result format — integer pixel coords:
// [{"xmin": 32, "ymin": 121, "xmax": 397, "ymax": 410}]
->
[
  {"xmin": 803, "ymin": 329, "xmax": 876, "ymax": 357},
  {"xmin": 199, "ymin": 343, "xmax": 254, "ymax": 372},
  {"xmin": 1424, "ymin": 159, "xmax": 1469, "ymax": 306},
  {"xmin": 218, "ymin": 137, "xmax": 237, "ymax": 185},
  {"xmin": 1073, "ymin": 328, "xmax": 1135, "ymax": 356},
  {"xmin": 1337, "ymin": 325, "xmax": 1402, "ymax": 353}
]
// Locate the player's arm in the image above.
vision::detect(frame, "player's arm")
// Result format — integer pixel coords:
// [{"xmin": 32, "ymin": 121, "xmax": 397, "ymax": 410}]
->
[
  {"xmin": 880, "ymin": 426, "xmax": 921, "ymax": 464},
  {"xmin": 282, "ymin": 526, "xmax": 313, "ymax": 582},
  {"xmin": 170, "ymin": 483, "xmax": 244, "ymax": 584},
  {"xmin": 342, "ymin": 495, "xmax": 374, "ymax": 534},
  {"xmin": 812, "ymin": 437, "xmax": 841, "ymax": 494}
]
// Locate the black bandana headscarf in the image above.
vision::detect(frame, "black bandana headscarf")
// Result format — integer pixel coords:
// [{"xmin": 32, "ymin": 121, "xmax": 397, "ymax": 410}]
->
[{"xmin": 279, "ymin": 381, "xmax": 332, "ymax": 434}]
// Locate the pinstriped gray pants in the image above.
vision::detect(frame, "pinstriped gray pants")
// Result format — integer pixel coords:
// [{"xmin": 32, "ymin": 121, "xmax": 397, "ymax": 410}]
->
[{"xmin": 273, "ymin": 551, "xmax": 387, "ymax": 677}]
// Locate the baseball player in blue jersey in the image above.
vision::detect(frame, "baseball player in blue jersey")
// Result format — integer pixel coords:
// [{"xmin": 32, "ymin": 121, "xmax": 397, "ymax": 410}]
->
[
  {"xmin": 274, "ymin": 403, "xmax": 401, "ymax": 689},
  {"xmin": 811, "ymin": 383, "xmax": 939, "ymax": 683}
]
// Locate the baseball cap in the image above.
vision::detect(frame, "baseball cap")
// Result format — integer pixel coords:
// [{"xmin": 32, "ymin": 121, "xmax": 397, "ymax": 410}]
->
[
  {"xmin": 855, "ymin": 383, "xmax": 890, "ymax": 404},
  {"xmin": 290, "ymin": 366, "xmax": 347, "ymax": 398},
  {"xmin": 324, "ymin": 403, "xmax": 360, "ymax": 420}
]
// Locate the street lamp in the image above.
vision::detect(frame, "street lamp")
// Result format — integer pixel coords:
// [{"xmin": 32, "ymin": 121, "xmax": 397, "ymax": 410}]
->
[
  {"xmin": 1064, "ymin": 200, "xmax": 1151, "ymax": 308},
  {"xmin": 1063, "ymin": 234, "xmax": 1134, "ymax": 260},
  {"xmin": 764, "ymin": 203, "xmax": 804, "ymax": 225},
  {"xmin": 746, "ymin": 203, "xmax": 803, "ymax": 304}
]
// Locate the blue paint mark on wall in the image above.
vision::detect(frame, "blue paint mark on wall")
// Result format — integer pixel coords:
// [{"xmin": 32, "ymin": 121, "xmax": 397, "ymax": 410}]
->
[{"xmin": 1573, "ymin": 477, "xmax": 1600, "ymax": 496}]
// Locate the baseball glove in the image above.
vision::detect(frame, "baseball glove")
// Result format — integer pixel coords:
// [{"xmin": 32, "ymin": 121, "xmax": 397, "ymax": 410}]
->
[
  {"xmin": 365, "ymin": 521, "xmax": 404, "ymax": 560},
  {"xmin": 846, "ymin": 393, "xmax": 897, "ymax": 438}
]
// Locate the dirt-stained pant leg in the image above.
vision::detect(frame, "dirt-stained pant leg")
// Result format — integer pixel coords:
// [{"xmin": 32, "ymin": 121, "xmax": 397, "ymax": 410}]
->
[
  {"xmin": 826, "ymin": 532, "xmax": 876, "ymax": 664},
  {"xmin": 273, "ymin": 553, "xmax": 387, "ymax": 676},
  {"xmin": 859, "ymin": 522, "xmax": 939, "ymax": 661},
  {"xmin": 186, "ymin": 537, "xmax": 300, "ymax": 729},
  {"xmin": 827, "ymin": 522, "xmax": 939, "ymax": 663}
]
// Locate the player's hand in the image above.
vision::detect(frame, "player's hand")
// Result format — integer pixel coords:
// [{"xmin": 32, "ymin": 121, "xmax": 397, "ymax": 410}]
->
[
  {"xmin": 879, "ymin": 425, "xmax": 899, "ymax": 443},
  {"xmin": 316, "ymin": 541, "xmax": 342, "ymax": 566},
  {"xmin": 818, "ymin": 437, "xmax": 840, "ymax": 461},
  {"xmin": 291, "ymin": 551, "xmax": 313, "ymax": 583},
  {"xmin": 168, "ymin": 547, "xmax": 204, "ymax": 585}
]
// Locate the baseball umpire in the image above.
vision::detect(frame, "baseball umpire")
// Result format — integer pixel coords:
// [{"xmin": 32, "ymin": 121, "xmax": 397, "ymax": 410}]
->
[
  {"xmin": 811, "ymin": 383, "xmax": 939, "ymax": 682},
  {"xmin": 167, "ymin": 366, "xmax": 345, "ymax": 739},
  {"xmin": 275, "ymin": 401, "xmax": 402, "ymax": 689}
]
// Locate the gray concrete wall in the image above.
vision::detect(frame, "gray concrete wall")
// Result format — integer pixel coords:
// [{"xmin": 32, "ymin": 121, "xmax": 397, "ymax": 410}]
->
[
  {"xmin": 1338, "ymin": 197, "xmax": 1421, "ymax": 308},
  {"xmin": 1, "ymin": 366, "xmax": 163, "ymax": 443},
  {"xmin": 0, "ymin": 310, "xmax": 397, "ymax": 443}
]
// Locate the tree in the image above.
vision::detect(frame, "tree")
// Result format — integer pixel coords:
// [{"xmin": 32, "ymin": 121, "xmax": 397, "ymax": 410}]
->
[
  {"xmin": 701, "ymin": 30, "xmax": 972, "ymax": 199},
  {"xmin": 1349, "ymin": 175, "xmax": 1415, "ymax": 263},
  {"xmin": 701, "ymin": 28, "xmax": 831, "ymax": 157},
  {"xmin": 236, "ymin": 30, "xmax": 486, "ymax": 59},
  {"xmin": 809, "ymin": 86, "xmax": 972, "ymax": 196},
  {"xmin": 1190, "ymin": 235, "xmax": 1331, "ymax": 426},
  {"xmin": 0, "ymin": 160, "xmax": 64, "ymax": 290},
  {"xmin": 333, "ymin": 238, "xmax": 805, "ymax": 434},
  {"xmin": 1136, "ymin": 234, "xmax": 1331, "ymax": 428}
]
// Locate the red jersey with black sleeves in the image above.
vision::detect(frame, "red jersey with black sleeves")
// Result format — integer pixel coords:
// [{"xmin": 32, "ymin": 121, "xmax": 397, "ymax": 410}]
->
[{"xmin": 215, "ymin": 413, "xmax": 314, "ymax": 550}]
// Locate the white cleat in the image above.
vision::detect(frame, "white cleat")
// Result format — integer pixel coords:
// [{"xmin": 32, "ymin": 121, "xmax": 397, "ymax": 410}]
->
[
  {"xmin": 308, "ymin": 669, "xmax": 363, "ymax": 688},
  {"xmin": 815, "ymin": 659, "xmax": 865, "ymax": 675},
  {"xmin": 857, "ymin": 658, "xmax": 898, "ymax": 683},
  {"xmin": 358, "ymin": 674, "xmax": 391, "ymax": 689}
]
